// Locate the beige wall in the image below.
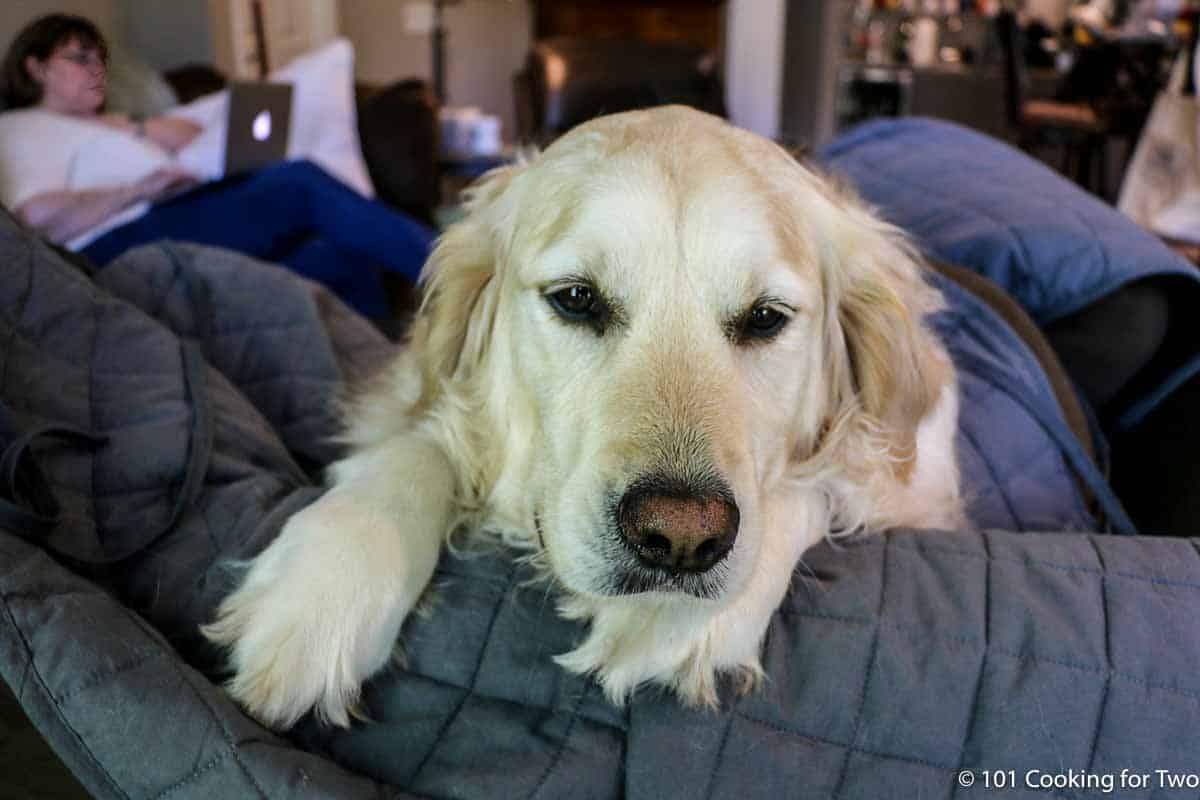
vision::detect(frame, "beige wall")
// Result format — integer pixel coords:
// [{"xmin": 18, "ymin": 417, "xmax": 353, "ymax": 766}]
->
[
  {"xmin": 726, "ymin": 0, "xmax": 786, "ymax": 139},
  {"xmin": 119, "ymin": 0, "xmax": 212, "ymax": 70},
  {"xmin": 341, "ymin": 0, "xmax": 429, "ymax": 88},
  {"xmin": 341, "ymin": 0, "xmax": 531, "ymax": 141}
]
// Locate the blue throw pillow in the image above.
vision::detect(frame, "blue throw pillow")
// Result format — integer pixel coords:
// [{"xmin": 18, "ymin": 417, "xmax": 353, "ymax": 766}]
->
[{"xmin": 820, "ymin": 117, "xmax": 1200, "ymax": 429}]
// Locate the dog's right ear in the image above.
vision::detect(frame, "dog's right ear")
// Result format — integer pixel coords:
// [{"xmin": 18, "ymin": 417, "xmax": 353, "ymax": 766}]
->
[{"xmin": 409, "ymin": 163, "xmax": 524, "ymax": 408}]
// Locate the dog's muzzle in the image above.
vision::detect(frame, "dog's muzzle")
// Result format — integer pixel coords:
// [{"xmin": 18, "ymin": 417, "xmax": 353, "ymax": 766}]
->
[{"xmin": 616, "ymin": 483, "xmax": 739, "ymax": 574}]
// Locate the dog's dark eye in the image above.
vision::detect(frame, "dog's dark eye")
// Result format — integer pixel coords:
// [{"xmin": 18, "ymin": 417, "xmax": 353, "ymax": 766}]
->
[
  {"xmin": 740, "ymin": 304, "xmax": 788, "ymax": 341},
  {"xmin": 546, "ymin": 282, "xmax": 614, "ymax": 335},
  {"xmin": 549, "ymin": 285, "xmax": 597, "ymax": 318},
  {"xmin": 544, "ymin": 279, "xmax": 621, "ymax": 336}
]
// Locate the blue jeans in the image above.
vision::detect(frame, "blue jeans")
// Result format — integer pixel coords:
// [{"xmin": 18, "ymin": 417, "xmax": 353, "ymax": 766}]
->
[{"xmin": 84, "ymin": 160, "xmax": 435, "ymax": 318}]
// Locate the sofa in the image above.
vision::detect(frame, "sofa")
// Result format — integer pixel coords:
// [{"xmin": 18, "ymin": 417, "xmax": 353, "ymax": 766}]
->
[
  {"xmin": 2, "ymin": 117, "xmax": 1199, "ymax": 798},
  {"xmin": 14, "ymin": 40, "xmax": 442, "ymax": 324},
  {"xmin": 104, "ymin": 45, "xmax": 442, "ymax": 228}
]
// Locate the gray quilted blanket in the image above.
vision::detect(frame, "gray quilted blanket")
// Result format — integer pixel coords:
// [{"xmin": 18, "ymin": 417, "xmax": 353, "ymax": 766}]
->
[{"xmin": 2, "ymin": 212, "xmax": 1200, "ymax": 799}]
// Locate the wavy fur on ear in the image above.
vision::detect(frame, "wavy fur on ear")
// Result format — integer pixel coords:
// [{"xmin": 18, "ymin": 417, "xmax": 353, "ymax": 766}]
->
[
  {"xmin": 714, "ymin": 138, "xmax": 951, "ymax": 504},
  {"xmin": 791, "ymin": 174, "xmax": 958, "ymax": 533},
  {"xmin": 836, "ymin": 224, "xmax": 948, "ymax": 482},
  {"xmin": 378, "ymin": 161, "xmax": 541, "ymax": 543},
  {"xmin": 409, "ymin": 164, "xmax": 525, "ymax": 411}
]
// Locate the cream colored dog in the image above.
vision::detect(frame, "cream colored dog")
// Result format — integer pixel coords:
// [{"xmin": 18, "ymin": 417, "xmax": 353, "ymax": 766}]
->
[{"xmin": 203, "ymin": 106, "xmax": 963, "ymax": 729}]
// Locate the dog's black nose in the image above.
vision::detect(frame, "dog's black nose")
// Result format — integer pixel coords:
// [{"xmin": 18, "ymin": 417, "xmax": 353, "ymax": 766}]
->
[{"xmin": 618, "ymin": 486, "xmax": 739, "ymax": 573}]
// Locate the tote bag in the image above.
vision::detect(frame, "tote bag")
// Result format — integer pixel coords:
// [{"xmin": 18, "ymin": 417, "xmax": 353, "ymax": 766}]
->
[{"xmin": 1118, "ymin": 44, "xmax": 1200, "ymax": 243}]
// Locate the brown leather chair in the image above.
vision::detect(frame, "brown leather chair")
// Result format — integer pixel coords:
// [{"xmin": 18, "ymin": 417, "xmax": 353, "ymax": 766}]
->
[{"xmin": 513, "ymin": 36, "xmax": 725, "ymax": 146}]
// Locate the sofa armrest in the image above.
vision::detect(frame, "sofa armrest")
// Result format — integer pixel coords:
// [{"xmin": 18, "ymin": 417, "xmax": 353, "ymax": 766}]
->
[
  {"xmin": 356, "ymin": 79, "xmax": 440, "ymax": 225},
  {"xmin": 163, "ymin": 64, "xmax": 227, "ymax": 104}
]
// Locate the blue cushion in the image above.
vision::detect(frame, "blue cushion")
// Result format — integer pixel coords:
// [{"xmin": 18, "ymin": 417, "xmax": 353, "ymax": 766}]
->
[{"xmin": 820, "ymin": 117, "xmax": 1200, "ymax": 429}]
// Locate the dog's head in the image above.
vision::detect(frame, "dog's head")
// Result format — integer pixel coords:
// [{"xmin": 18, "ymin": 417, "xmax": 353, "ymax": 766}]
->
[{"xmin": 409, "ymin": 106, "xmax": 952, "ymax": 607}]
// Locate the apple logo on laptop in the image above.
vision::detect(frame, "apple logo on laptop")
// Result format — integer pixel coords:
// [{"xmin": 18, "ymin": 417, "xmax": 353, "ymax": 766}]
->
[{"xmin": 252, "ymin": 110, "xmax": 272, "ymax": 142}]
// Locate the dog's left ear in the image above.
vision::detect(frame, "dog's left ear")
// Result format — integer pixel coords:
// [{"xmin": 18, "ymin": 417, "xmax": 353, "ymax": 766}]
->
[
  {"xmin": 409, "ymin": 163, "xmax": 524, "ymax": 408},
  {"xmin": 829, "ymin": 225, "xmax": 949, "ymax": 482}
]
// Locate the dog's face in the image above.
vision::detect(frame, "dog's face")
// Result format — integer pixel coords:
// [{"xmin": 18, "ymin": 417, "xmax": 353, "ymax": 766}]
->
[
  {"xmin": 506, "ymin": 139, "xmax": 822, "ymax": 602},
  {"xmin": 411, "ymin": 107, "xmax": 950, "ymax": 612}
]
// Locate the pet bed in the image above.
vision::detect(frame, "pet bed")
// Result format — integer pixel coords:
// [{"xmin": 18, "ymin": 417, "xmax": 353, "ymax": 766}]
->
[{"xmin": 3, "ymin": 119, "xmax": 1200, "ymax": 799}]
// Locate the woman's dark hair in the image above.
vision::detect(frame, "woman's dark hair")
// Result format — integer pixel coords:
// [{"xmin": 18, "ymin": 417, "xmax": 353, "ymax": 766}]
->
[{"xmin": 1, "ymin": 14, "xmax": 108, "ymax": 109}]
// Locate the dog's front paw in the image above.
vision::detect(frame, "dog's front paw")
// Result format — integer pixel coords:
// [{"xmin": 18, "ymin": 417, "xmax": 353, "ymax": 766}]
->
[{"xmin": 203, "ymin": 496, "xmax": 422, "ymax": 728}]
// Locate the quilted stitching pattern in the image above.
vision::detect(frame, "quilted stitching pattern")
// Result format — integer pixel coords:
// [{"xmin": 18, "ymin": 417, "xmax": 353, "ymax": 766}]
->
[
  {"xmin": 0, "ymin": 176, "xmax": 1197, "ymax": 797},
  {"xmin": 820, "ymin": 117, "xmax": 1200, "ymax": 431},
  {"xmin": 930, "ymin": 273, "xmax": 1119, "ymax": 533},
  {"xmin": 820, "ymin": 118, "xmax": 1200, "ymax": 324}
]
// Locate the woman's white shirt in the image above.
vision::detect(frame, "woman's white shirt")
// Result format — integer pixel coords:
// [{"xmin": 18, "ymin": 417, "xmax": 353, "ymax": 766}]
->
[{"xmin": 0, "ymin": 108, "xmax": 170, "ymax": 248}]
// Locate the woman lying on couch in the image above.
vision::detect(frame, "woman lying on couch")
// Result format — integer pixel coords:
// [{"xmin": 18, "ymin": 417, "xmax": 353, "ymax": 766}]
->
[{"xmin": 0, "ymin": 13, "xmax": 433, "ymax": 318}]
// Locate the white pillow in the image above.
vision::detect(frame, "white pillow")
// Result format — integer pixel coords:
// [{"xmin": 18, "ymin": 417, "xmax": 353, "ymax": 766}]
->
[
  {"xmin": 104, "ymin": 45, "xmax": 180, "ymax": 119},
  {"xmin": 172, "ymin": 38, "xmax": 375, "ymax": 196},
  {"xmin": 271, "ymin": 38, "xmax": 374, "ymax": 197},
  {"xmin": 171, "ymin": 92, "xmax": 227, "ymax": 181}
]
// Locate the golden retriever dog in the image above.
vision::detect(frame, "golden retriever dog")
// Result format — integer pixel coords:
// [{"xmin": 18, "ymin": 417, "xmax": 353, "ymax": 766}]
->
[{"xmin": 203, "ymin": 106, "xmax": 964, "ymax": 729}]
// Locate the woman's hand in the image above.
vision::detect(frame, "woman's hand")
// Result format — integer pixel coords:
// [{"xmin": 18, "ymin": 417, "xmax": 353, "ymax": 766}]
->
[
  {"xmin": 142, "ymin": 116, "xmax": 202, "ymax": 153},
  {"xmin": 95, "ymin": 112, "xmax": 202, "ymax": 154},
  {"xmin": 17, "ymin": 167, "xmax": 199, "ymax": 244},
  {"xmin": 133, "ymin": 166, "xmax": 198, "ymax": 202}
]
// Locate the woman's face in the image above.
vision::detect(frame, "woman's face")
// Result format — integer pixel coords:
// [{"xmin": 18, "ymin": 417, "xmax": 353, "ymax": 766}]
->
[{"xmin": 26, "ymin": 38, "xmax": 106, "ymax": 115}]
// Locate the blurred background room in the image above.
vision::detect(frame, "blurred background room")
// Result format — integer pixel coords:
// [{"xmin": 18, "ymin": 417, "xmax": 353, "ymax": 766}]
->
[
  {"xmin": 2, "ymin": 2, "xmax": 1200, "ymax": 796},
  {"xmin": 0, "ymin": 1, "xmax": 1192, "ymax": 210}
]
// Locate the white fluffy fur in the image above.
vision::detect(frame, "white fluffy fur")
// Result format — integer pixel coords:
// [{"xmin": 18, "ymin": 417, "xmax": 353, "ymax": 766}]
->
[{"xmin": 203, "ymin": 106, "xmax": 965, "ymax": 728}]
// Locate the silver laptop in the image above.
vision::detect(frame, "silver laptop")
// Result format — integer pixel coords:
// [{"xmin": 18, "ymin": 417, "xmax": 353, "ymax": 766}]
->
[
  {"xmin": 224, "ymin": 81, "xmax": 293, "ymax": 177},
  {"xmin": 154, "ymin": 81, "xmax": 293, "ymax": 206}
]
